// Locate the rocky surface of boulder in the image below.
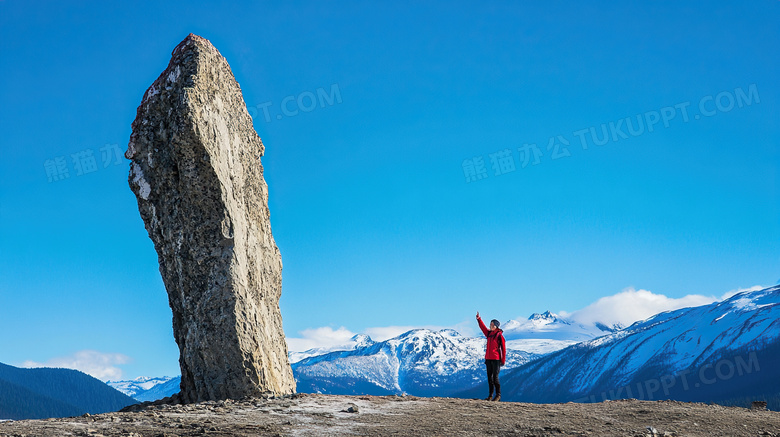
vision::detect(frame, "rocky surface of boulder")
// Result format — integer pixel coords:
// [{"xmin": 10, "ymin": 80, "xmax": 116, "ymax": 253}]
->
[{"xmin": 125, "ymin": 33, "xmax": 295, "ymax": 402}]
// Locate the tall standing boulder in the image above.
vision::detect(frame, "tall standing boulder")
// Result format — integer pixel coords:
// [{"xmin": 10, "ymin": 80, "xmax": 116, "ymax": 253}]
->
[{"xmin": 125, "ymin": 34, "xmax": 296, "ymax": 402}]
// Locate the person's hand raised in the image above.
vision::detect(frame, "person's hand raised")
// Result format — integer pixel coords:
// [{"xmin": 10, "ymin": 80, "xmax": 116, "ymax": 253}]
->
[{"xmin": 476, "ymin": 311, "xmax": 480, "ymax": 319}]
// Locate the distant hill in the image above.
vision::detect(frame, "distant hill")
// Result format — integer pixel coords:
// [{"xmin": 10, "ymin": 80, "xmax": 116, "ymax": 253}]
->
[{"xmin": 0, "ymin": 362, "xmax": 137, "ymax": 420}]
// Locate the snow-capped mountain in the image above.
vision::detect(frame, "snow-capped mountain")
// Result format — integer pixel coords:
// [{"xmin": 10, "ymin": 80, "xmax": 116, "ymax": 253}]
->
[
  {"xmin": 467, "ymin": 285, "xmax": 780, "ymax": 405},
  {"xmin": 289, "ymin": 311, "xmax": 617, "ymax": 369},
  {"xmin": 503, "ymin": 309, "xmax": 624, "ymax": 340},
  {"xmin": 107, "ymin": 376, "xmax": 180, "ymax": 402},
  {"xmin": 501, "ymin": 310, "xmax": 620, "ymax": 354},
  {"xmin": 289, "ymin": 311, "xmax": 629, "ymax": 397},
  {"xmin": 292, "ymin": 328, "xmax": 535, "ymax": 397},
  {"xmin": 289, "ymin": 334, "xmax": 375, "ymax": 364}
]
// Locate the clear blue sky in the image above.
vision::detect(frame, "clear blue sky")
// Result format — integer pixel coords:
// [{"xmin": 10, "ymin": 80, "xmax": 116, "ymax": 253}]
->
[{"xmin": 0, "ymin": 1, "xmax": 777, "ymax": 379}]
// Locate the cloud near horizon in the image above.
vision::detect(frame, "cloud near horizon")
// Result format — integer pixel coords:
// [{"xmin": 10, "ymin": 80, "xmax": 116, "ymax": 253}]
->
[
  {"xmin": 558, "ymin": 288, "xmax": 715, "ymax": 328},
  {"xmin": 285, "ymin": 326, "xmax": 356, "ymax": 352},
  {"xmin": 558, "ymin": 285, "xmax": 767, "ymax": 328},
  {"xmin": 20, "ymin": 350, "xmax": 131, "ymax": 382}
]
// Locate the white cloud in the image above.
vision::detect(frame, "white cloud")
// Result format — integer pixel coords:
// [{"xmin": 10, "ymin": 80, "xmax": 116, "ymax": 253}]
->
[
  {"xmin": 285, "ymin": 326, "xmax": 357, "ymax": 352},
  {"xmin": 719, "ymin": 285, "xmax": 766, "ymax": 300},
  {"xmin": 450, "ymin": 319, "xmax": 478, "ymax": 338},
  {"xmin": 559, "ymin": 285, "xmax": 766, "ymax": 328},
  {"xmin": 20, "ymin": 350, "xmax": 131, "ymax": 382}
]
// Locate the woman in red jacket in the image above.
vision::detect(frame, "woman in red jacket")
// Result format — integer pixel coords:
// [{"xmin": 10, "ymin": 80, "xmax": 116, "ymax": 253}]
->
[{"xmin": 476, "ymin": 311, "xmax": 506, "ymax": 401}]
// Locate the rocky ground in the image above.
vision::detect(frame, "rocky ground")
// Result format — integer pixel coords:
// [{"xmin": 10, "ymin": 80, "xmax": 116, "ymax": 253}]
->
[{"xmin": 1, "ymin": 393, "xmax": 778, "ymax": 437}]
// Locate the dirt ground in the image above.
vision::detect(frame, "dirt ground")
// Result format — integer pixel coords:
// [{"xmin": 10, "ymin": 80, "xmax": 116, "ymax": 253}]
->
[{"xmin": 1, "ymin": 393, "xmax": 779, "ymax": 437}]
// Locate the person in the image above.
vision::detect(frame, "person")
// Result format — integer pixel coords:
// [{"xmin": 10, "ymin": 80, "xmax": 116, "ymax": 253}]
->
[{"xmin": 476, "ymin": 311, "xmax": 506, "ymax": 401}]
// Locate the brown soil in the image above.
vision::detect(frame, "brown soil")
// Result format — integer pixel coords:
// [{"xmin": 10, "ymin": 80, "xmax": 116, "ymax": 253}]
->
[{"xmin": 1, "ymin": 393, "xmax": 778, "ymax": 436}]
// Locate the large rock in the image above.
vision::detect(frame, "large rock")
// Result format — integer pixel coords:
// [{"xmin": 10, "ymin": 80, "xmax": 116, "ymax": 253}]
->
[{"xmin": 125, "ymin": 34, "xmax": 295, "ymax": 402}]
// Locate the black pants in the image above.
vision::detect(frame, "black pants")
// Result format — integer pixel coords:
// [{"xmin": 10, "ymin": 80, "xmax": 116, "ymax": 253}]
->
[{"xmin": 486, "ymin": 359, "xmax": 501, "ymax": 395}]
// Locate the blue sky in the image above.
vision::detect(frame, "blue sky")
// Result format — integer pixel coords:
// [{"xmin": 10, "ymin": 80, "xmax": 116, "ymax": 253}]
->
[{"xmin": 0, "ymin": 1, "xmax": 778, "ymax": 380}]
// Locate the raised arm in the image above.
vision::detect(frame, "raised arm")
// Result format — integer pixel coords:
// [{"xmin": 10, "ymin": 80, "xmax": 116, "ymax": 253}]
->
[{"xmin": 476, "ymin": 314, "xmax": 489, "ymax": 337}]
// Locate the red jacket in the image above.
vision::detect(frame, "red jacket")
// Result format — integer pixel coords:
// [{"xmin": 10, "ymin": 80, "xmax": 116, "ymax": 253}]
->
[{"xmin": 477, "ymin": 316, "xmax": 506, "ymax": 365}]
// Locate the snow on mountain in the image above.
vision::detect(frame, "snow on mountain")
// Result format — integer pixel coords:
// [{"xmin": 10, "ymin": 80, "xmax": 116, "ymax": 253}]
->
[
  {"xmin": 292, "ymin": 328, "xmax": 535, "ymax": 397},
  {"xmin": 290, "ymin": 310, "xmax": 629, "ymax": 397},
  {"xmin": 502, "ymin": 310, "xmax": 617, "ymax": 342},
  {"xmin": 505, "ymin": 338, "xmax": 581, "ymax": 355},
  {"xmin": 107, "ymin": 376, "xmax": 179, "ymax": 402},
  {"xmin": 498, "ymin": 310, "xmax": 624, "ymax": 354},
  {"xmin": 289, "ymin": 334, "xmax": 374, "ymax": 364},
  {"xmin": 116, "ymin": 311, "xmax": 637, "ymax": 401},
  {"xmin": 478, "ymin": 285, "xmax": 780, "ymax": 404},
  {"xmin": 137, "ymin": 376, "xmax": 180, "ymax": 402}
]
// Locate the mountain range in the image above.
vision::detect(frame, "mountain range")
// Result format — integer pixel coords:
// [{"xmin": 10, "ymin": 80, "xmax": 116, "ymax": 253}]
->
[
  {"xmin": 458, "ymin": 285, "xmax": 780, "ymax": 408},
  {"xmin": 105, "ymin": 284, "xmax": 780, "ymax": 409},
  {"xmin": 108, "ymin": 312, "xmax": 593, "ymax": 402},
  {"xmin": 292, "ymin": 328, "xmax": 534, "ymax": 396},
  {"xmin": 288, "ymin": 310, "xmax": 621, "ymax": 397}
]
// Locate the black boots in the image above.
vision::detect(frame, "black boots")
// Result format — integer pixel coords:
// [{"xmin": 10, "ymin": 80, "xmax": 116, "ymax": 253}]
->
[{"xmin": 485, "ymin": 392, "xmax": 501, "ymax": 401}]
